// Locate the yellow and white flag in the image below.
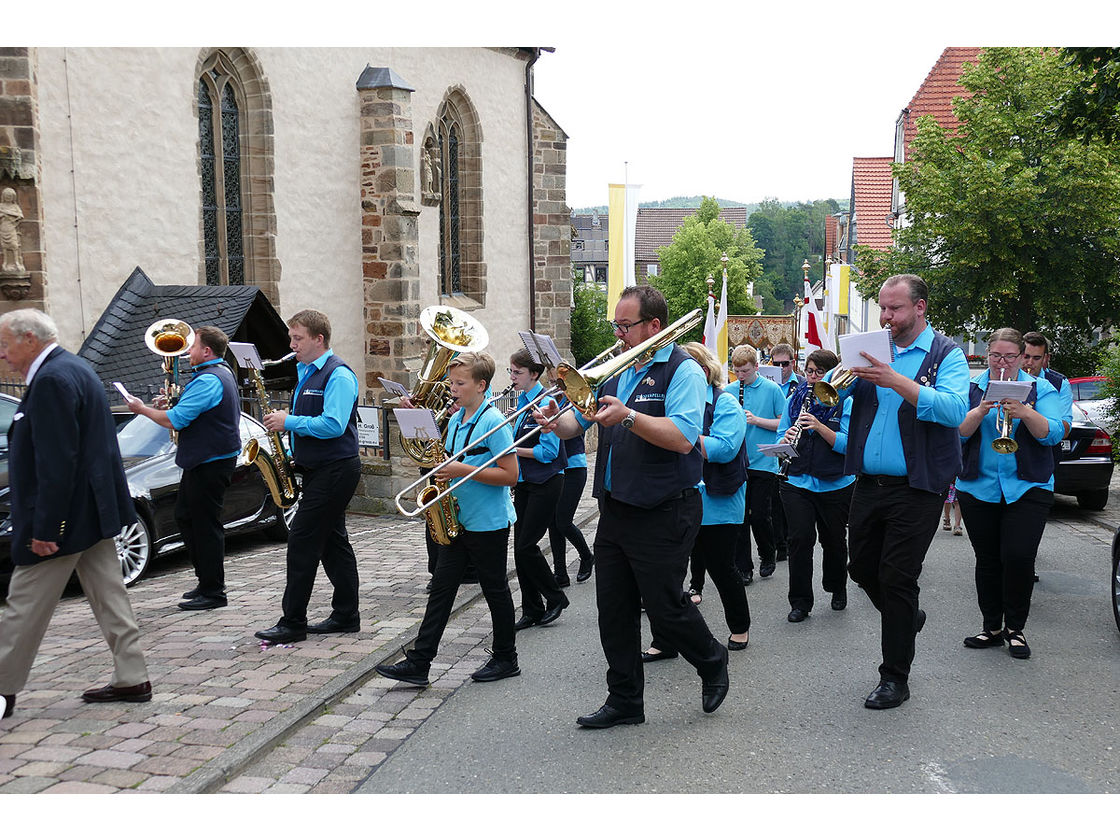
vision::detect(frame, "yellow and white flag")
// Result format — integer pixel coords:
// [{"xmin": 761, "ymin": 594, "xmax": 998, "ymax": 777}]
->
[
  {"xmin": 714, "ymin": 272, "xmax": 728, "ymax": 367},
  {"xmin": 607, "ymin": 182, "xmax": 641, "ymax": 315}
]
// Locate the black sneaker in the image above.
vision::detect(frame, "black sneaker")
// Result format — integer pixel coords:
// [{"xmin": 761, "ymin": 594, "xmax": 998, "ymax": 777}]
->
[
  {"xmin": 471, "ymin": 656, "xmax": 521, "ymax": 682},
  {"xmin": 375, "ymin": 659, "xmax": 430, "ymax": 687}
]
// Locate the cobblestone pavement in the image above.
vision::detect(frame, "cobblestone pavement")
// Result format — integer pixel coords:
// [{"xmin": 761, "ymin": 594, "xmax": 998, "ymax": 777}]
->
[{"xmin": 0, "ymin": 479, "xmax": 600, "ymax": 794}]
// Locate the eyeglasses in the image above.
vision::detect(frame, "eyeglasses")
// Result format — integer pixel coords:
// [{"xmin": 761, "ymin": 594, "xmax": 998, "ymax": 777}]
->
[
  {"xmin": 804, "ymin": 367, "xmax": 823, "ymax": 377},
  {"xmin": 608, "ymin": 318, "xmax": 649, "ymax": 335},
  {"xmin": 773, "ymin": 360, "xmax": 791, "ymax": 367},
  {"xmin": 988, "ymin": 352, "xmax": 1021, "ymax": 362}
]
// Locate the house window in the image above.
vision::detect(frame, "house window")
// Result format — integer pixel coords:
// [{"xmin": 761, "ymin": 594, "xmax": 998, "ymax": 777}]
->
[
  {"xmin": 437, "ymin": 122, "xmax": 462, "ymax": 295},
  {"xmin": 647, "ymin": 264, "xmax": 658, "ymax": 277},
  {"xmin": 198, "ymin": 56, "xmax": 245, "ymax": 286}
]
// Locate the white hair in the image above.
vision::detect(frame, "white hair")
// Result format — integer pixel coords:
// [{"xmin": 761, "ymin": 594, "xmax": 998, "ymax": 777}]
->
[{"xmin": 0, "ymin": 309, "xmax": 59, "ymax": 343}]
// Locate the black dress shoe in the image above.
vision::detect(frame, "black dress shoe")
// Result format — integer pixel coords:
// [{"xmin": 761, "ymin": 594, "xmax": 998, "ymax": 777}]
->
[
  {"xmin": 915, "ymin": 608, "xmax": 927, "ymax": 634},
  {"xmin": 576, "ymin": 559, "xmax": 593, "ymax": 582},
  {"xmin": 963, "ymin": 629, "xmax": 1004, "ymax": 648},
  {"xmin": 514, "ymin": 614, "xmax": 541, "ymax": 632},
  {"xmin": 740, "ymin": 569, "xmax": 754, "ymax": 586},
  {"xmin": 577, "ymin": 703, "xmax": 645, "ymax": 728},
  {"xmin": 471, "ymin": 657, "xmax": 521, "ymax": 682},
  {"xmin": 641, "ymin": 648, "xmax": 678, "ymax": 663},
  {"xmin": 178, "ymin": 594, "xmax": 227, "ymax": 611},
  {"xmin": 864, "ymin": 680, "xmax": 909, "ymax": 709},
  {"xmin": 787, "ymin": 608, "xmax": 809, "ymax": 623},
  {"xmin": 182, "ymin": 587, "xmax": 200, "ymax": 600},
  {"xmin": 0, "ymin": 694, "xmax": 13, "ymax": 719},
  {"xmin": 759, "ymin": 560, "xmax": 776, "ymax": 578},
  {"xmin": 831, "ymin": 592, "xmax": 847, "ymax": 610},
  {"xmin": 1006, "ymin": 629, "xmax": 1031, "ymax": 659},
  {"xmin": 307, "ymin": 616, "xmax": 361, "ymax": 634},
  {"xmin": 554, "ymin": 573, "xmax": 571, "ymax": 588},
  {"xmin": 539, "ymin": 594, "xmax": 570, "ymax": 626},
  {"xmin": 701, "ymin": 646, "xmax": 730, "ymax": 713},
  {"xmin": 81, "ymin": 681, "xmax": 153, "ymax": 704},
  {"xmin": 375, "ymin": 659, "xmax": 430, "ymax": 687},
  {"xmin": 254, "ymin": 624, "xmax": 307, "ymax": 644},
  {"xmin": 727, "ymin": 634, "xmax": 749, "ymax": 651}
]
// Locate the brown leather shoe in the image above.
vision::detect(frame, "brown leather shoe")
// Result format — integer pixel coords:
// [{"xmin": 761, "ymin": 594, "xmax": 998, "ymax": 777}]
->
[{"xmin": 81, "ymin": 681, "xmax": 152, "ymax": 703}]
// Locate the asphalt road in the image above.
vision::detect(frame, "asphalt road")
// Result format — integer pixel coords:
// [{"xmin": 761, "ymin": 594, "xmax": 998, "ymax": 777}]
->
[{"xmin": 356, "ymin": 497, "xmax": 1119, "ymax": 794}]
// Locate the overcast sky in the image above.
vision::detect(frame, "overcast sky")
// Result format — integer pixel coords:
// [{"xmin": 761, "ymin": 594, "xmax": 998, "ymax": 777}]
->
[{"xmin": 24, "ymin": 0, "xmax": 1110, "ymax": 215}]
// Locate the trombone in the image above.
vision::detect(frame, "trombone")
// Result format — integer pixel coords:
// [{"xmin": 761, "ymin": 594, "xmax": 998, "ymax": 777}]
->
[{"xmin": 394, "ymin": 309, "xmax": 703, "ymax": 520}]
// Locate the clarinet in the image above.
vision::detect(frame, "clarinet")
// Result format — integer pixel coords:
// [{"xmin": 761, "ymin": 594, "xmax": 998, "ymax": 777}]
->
[{"xmin": 777, "ymin": 388, "xmax": 814, "ymax": 478}]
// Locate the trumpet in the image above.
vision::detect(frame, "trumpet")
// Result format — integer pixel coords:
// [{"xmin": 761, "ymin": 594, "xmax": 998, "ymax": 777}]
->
[
  {"xmin": 394, "ymin": 311, "xmax": 702, "ymax": 520},
  {"xmin": 991, "ymin": 369, "xmax": 1019, "ymax": 454},
  {"xmin": 814, "ymin": 325, "xmax": 895, "ymax": 407}
]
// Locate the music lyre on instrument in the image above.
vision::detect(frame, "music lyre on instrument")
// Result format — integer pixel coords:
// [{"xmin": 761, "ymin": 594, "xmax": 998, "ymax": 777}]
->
[{"xmin": 394, "ymin": 309, "xmax": 703, "ymax": 521}]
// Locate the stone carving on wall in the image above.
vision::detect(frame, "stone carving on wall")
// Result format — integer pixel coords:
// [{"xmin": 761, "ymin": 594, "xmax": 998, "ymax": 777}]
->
[
  {"xmin": 420, "ymin": 135, "xmax": 441, "ymax": 206},
  {"xmin": 0, "ymin": 187, "xmax": 31, "ymax": 300}
]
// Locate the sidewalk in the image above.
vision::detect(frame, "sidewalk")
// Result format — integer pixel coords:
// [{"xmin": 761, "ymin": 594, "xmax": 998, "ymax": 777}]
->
[{"xmin": 0, "ymin": 466, "xmax": 600, "ymax": 794}]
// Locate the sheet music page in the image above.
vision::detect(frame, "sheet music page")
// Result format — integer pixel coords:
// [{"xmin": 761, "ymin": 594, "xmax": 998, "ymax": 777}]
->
[
  {"xmin": 757, "ymin": 365, "xmax": 782, "ymax": 384},
  {"xmin": 983, "ymin": 380, "xmax": 1033, "ymax": 402},
  {"xmin": 392, "ymin": 408, "xmax": 441, "ymax": 441},
  {"xmin": 517, "ymin": 331, "xmax": 543, "ymax": 364},
  {"xmin": 228, "ymin": 342, "xmax": 263, "ymax": 371},
  {"xmin": 112, "ymin": 381, "xmax": 135, "ymax": 402},
  {"xmin": 757, "ymin": 442, "xmax": 799, "ymax": 458},
  {"xmin": 838, "ymin": 329, "xmax": 893, "ymax": 368},
  {"xmin": 378, "ymin": 377, "xmax": 410, "ymax": 397}
]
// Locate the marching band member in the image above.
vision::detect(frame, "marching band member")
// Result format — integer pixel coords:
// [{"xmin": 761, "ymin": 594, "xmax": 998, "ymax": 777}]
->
[
  {"xmin": 956, "ymin": 329, "xmax": 1064, "ymax": 660},
  {"xmin": 548, "ymin": 420, "xmax": 595, "ymax": 586},
  {"xmin": 776, "ymin": 349, "xmax": 854, "ymax": 622}
]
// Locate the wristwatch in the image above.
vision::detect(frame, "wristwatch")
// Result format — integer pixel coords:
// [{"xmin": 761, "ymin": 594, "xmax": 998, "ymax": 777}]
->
[{"xmin": 621, "ymin": 409, "xmax": 637, "ymax": 430}]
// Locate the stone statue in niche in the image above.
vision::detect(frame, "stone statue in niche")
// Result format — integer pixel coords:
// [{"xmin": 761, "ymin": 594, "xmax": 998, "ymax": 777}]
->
[
  {"xmin": 0, "ymin": 187, "xmax": 31, "ymax": 300},
  {"xmin": 420, "ymin": 139, "xmax": 441, "ymax": 206}
]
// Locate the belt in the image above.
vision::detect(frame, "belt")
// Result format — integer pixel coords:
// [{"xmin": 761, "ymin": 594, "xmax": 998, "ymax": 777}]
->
[
  {"xmin": 859, "ymin": 473, "xmax": 909, "ymax": 487},
  {"xmin": 603, "ymin": 487, "xmax": 699, "ymax": 505}
]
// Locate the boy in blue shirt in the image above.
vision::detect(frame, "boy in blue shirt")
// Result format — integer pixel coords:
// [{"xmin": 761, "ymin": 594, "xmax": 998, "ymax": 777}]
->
[{"xmin": 376, "ymin": 352, "xmax": 521, "ymax": 686}]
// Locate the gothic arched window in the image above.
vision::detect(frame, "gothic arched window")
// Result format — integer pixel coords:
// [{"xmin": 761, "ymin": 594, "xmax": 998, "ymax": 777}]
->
[{"xmin": 434, "ymin": 89, "xmax": 486, "ymax": 304}]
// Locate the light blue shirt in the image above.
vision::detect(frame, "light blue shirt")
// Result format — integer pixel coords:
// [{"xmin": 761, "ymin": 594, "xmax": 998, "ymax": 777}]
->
[
  {"xmin": 167, "ymin": 359, "xmax": 240, "ymax": 463},
  {"xmin": 576, "ymin": 344, "xmax": 706, "ymax": 492},
  {"xmin": 284, "ymin": 350, "xmax": 360, "ymax": 440},
  {"xmin": 518, "ymin": 381, "xmax": 562, "ymax": 473},
  {"xmin": 1046, "ymin": 370, "xmax": 1074, "ymax": 433},
  {"xmin": 776, "ymin": 393, "xmax": 856, "ymax": 494},
  {"xmin": 700, "ymin": 387, "xmax": 747, "ymax": 525},
  {"xmin": 834, "ymin": 324, "xmax": 970, "ymax": 476},
  {"xmin": 955, "ymin": 369, "xmax": 1064, "ymax": 504},
  {"xmin": 445, "ymin": 402, "xmax": 517, "ymax": 532},
  {"xmin": 737, "ymin": 374, "xmax": 786, "ymax": 473},
  {"xmin": 779, "ymin": 372, "xmax": 801, "ymax": 398}
]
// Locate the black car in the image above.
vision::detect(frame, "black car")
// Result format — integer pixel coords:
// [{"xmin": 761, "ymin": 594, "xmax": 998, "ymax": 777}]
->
[
  {"xmin": 1053, "ymin": 409, "xmax": 1114, "ymax": 511},
  {"xmin": 0, "ymin": 411, "xmax": 297, "ymax": 590}
]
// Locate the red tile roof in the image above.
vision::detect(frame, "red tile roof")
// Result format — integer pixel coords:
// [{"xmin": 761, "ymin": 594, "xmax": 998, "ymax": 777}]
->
[
  {"xmin": 825, "ymin": 215, "xmax": 840, "ymax": 262},
  {"xmin": 901, "ymin": 47, "xmax": 983, "ymax": 159},
  {"xmin": 634, "ymin": 206, "xmax": 749, "ymax": 262},
  {"xmin": 851, "ymin": 158, "xmax": 894, "ymax": 252}
]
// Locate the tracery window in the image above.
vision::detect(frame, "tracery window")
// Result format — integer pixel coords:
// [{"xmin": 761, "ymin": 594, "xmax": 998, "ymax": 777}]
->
[
  {"xmin": 434, "ymin": 89, "xmax": 485, "ymax": 304},
  {"xmin": 198, "ymin": 54, "xmax": 245, "ymax": 286}
]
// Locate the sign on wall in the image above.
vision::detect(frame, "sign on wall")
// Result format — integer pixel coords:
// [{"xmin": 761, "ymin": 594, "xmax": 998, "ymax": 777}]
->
[{"xmin": 356, "ymin": 406, "xmax": 381, "ymax": 448}]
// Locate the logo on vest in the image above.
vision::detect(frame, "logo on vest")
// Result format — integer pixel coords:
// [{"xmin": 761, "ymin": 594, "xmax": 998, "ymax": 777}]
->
[
  {"xmin": 634, "ymin": 392, "xmax": 666, "ymax": 404},
  {"xmin": 302, "ymin": 389, "xmax": 325, "ymax": 397}
]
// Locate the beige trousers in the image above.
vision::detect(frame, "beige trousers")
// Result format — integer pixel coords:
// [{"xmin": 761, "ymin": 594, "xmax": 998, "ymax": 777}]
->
[{"xmin": 0, "ymin": 538, "xmax": 149, "ymax": 694}]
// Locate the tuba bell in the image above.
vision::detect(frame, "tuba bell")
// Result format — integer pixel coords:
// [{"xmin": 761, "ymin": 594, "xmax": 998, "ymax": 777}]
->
[{"xmin": 144, "ymin": 319, "xmax": 194, "ymax": 444}]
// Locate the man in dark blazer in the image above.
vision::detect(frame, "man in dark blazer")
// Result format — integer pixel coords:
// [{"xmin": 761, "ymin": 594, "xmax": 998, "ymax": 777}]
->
[{"xmin": 0, "ymin": 310, "xmax": 151, "ymax": 722}]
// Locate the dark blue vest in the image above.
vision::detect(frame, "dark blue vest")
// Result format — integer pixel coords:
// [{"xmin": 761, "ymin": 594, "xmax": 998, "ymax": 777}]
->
[
  {"xmin": 844, "ymin": 331, "xmax": 963, "ymax": 494},
  {"xmin": 291, "ymin": 354, "xmax": 359, "ymax": 469},
  {"xmin": 592, "ymin": 346, "xmax": 704, "ymax": 508},
  {"xmin": 1043, "ymin": 368, "xmax": 1067, "ymax": 392},
  {"xmin": 959, "ymin": 381, "xmax": 1054, "ymax": 483},
  {"xmin": 786, "ymin": 381, "xmax": 846, "ymax": 480},
  {"xmin": 702, "ymin": 387, "xmax": 748, "ymax": 495},
  {"xmin": 175, "ymin": 362, "xmax": 241, "ymax": 470},
  {"xmin": 515, "ymin": 401, "xmax": 567, "ymax": 484},
  {"xmin": 563, "ymin": 433, "xmax": 586, "ymax": 460}
]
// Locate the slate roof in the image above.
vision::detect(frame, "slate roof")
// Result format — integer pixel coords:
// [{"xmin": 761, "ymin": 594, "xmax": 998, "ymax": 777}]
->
[
  {"xmin": 635, "ymin": 207, "xmax": 749, "ymax": 262},
  {"xmin": 571, "ymin": 212, "xmax": 609, "ymax": 263},
  {"xmin": 900, "ymin": 47, "xmax": 983, "ymax": 160},
  {"xmin": 850, "ymin": 158, "xmax": 894, "ymax": 252},
  {"xmin": 78, "ymin": 267, "xmax": 296, "ymax": 400}
]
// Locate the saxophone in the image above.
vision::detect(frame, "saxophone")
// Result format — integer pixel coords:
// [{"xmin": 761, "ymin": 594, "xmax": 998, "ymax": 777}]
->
[
  {"xmin": 777, "ymin": 388, "xmax": 815, "ymax": 478},
  {"xmin": 415, "ymin": 448, "xmax": 461, "ymax": 545},
  {"xmin": 243, "ymin": 367, "xmax": 300, "ymax": 509}
]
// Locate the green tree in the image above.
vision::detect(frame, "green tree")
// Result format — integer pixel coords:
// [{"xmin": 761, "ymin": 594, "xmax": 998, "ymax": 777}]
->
[
  {"xmin": 649, "ymin": 196, "xmax": 764, "ymax": 344},
  {"xmin": 748, "ymin": 198, "xmax": 839, "ymax": 309},
  {"xmin": 856, "ymin": 47, "xmax": 1120, "ymax": 360},
  {"xmin": 1047, "ymin": 48, "xmax": 1120, "ymax": 144},
  {"xmin": 569, "ymin": 273, "xmax": 617, "ymax": 367}
]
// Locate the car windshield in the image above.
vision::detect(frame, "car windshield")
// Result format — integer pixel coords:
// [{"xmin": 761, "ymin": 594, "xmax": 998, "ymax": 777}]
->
[
  {"xmin": 116, "ymin": 414, "xmax": 174, "ymax": 458},
  {"xmin": 1075, "ymin": 380, "xmax": 1102, "ymax": 401}
]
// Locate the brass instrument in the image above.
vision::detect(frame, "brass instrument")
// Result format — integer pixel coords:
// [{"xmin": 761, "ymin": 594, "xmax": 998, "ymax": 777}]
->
[
  {"xmin": 991, "ymin": 370, "xmax": 1019, "ymax": 454},
  {"xmin": 399, "ymin": 305, "xmax": 489, "ymax": 467},
  {"xmin": 778, "ymin": 388, "xmax": 815, "ymax": 478},
  {"xmin": 415, "ymin": 449, "xmax": 462, "ymax": 545},
  {"xmin": 144, "ymin": 319, "xmax": 194, "ymax": 443},
  {"xmin": 395, "ymin": 309, "xmax": 704, "ymax": 520},
  {"xmin": 814, "ymin": 325, "xmax": 894, "ymax": 407},
  {"xmin": 242, "ymin": 358, "xmax": 300, "ymax": 509}
]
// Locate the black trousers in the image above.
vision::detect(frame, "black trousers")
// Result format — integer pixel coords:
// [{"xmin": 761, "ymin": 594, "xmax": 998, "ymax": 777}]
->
[
  {"xmin": 408, "ymin": 527, "xmax": 516, "ymax": 666},
  {"xmin": 658, "ymin": 522, "xmax": 749, "ymax": 652},
  {"xmin": 847, "ymin": 477, "xmax": 944, "ymax": 684},
  {"xmin": 957, "ymin": 487, "xmax": 1052, "ymax": 632},
  {"xmin": 279, "ymin": 455, "xmax": 361, "ymax": 630},
  {"xmin": 781, "ymin": 481, "xmax": 853, "ymax": 613},
  {"xmin": 594, "ymin": 491, "xmax": 723, "ymax": 714},
  {"xmin": 734, "ymin": 469, "xmax": 777, "ymax": 575},
  {"xmin": 772, "ymin": 477, "xmax": 789, "ymax": 561},
  {"xmin": 548, "ymin": 467, "xmax": 593, "ymax": 577},
  {"xmin": 514, "ymin": 475, "xmax": 567, "ymax": 618},
  {"xmin": 174, "ymin": 456, "xmax": 236, "ymax": 598}
]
